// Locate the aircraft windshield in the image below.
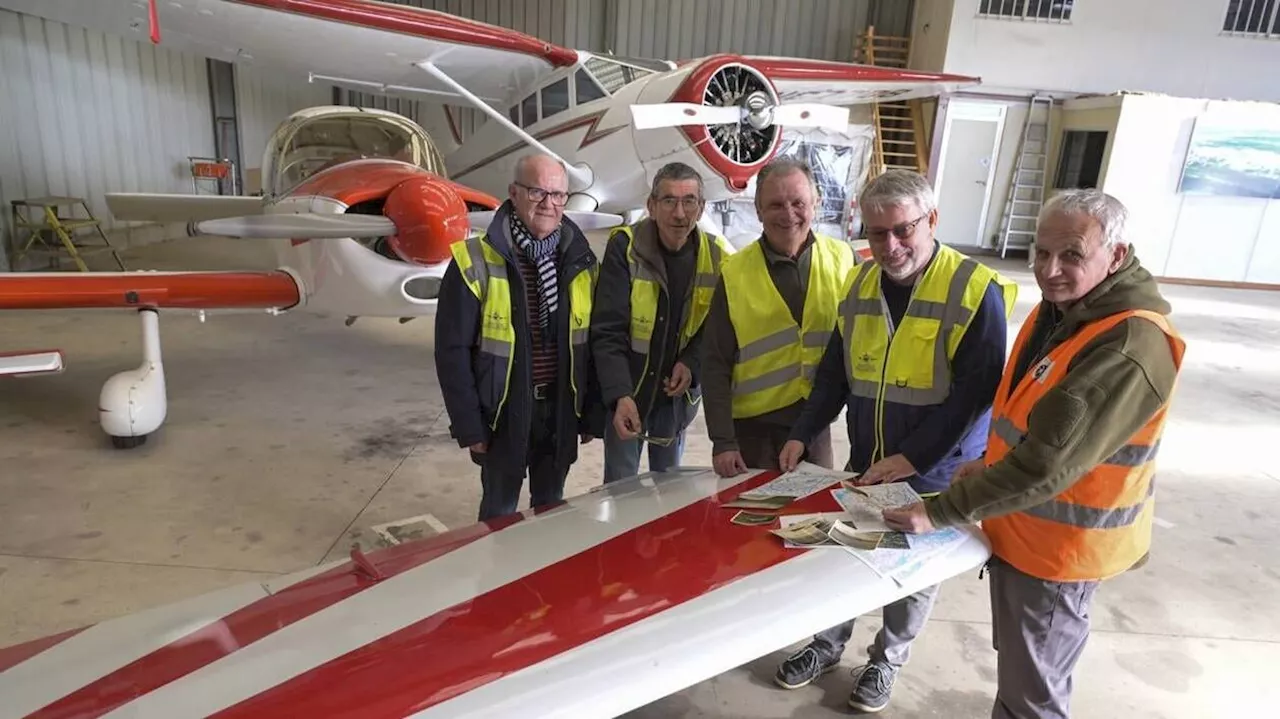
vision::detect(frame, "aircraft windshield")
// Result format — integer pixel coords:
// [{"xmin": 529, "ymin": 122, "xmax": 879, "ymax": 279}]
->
[{"xmin": 264, "ymin": 111, "xmax": 447, "ymax": 197}]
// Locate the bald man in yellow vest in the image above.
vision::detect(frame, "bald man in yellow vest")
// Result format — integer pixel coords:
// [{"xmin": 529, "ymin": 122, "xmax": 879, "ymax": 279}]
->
[{"xmin": 701, "ymin": 157, "xmax": 856, "ymax": 476}]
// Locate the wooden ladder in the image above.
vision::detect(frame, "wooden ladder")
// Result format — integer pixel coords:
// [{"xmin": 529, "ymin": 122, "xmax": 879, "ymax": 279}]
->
[{"xmin": 856, "ymin": 26, "xmax": 929, "ymax": 179}]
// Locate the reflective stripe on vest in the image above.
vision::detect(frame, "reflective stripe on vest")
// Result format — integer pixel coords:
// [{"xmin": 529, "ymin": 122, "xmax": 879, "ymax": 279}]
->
[
  {"xmin": 449, "ymin": 233, "xmax": 597, "ymax": 427},
  {"xmin": 615, "ymin": 224, "xmax": 731, "ymax": 357},
  {"xmin": 836, "ymin": 244, "xmax": 1017, "ymax": 461},
  {"xmin": 981, "ymin": 305, "xmax": 1187, "ymax": 582},
  {"xmin": 721, "ymin": 233, "xmax": 854, "ymax": 419},
  {"xmin": 838, "ymin": 244, "xmax": 1018, "ymax": 407}
]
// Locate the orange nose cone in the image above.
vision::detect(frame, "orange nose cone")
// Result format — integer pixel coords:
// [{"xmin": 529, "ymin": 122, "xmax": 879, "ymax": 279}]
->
[{"xmin": 383, "ymin": 176, "xmax": 468, "ymax": 265}]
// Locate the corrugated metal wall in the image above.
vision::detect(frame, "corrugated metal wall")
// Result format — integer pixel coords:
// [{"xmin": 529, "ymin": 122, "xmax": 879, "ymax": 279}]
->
[
  {"xmin": 607, "ymin": 0, "xmax": 874, "ymax": 61},
  {"xmin": 0, "ymin": 9, "xmax": 215, "ymax": 265}
]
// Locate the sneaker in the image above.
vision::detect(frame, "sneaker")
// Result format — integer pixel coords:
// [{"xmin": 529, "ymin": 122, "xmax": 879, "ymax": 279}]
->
[
  {"xmin": 847, "ymin": 660, "xmax": 897, "ymax": 713},
  {"xmin": 773, "ymin": 643, "xmax": 840, "ymax": 690}
]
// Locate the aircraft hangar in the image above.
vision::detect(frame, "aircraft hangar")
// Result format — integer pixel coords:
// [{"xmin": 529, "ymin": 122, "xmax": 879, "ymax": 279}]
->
[{"xmin": 1, "ymin": 1, "xmax": 1278, "ymax": 717}]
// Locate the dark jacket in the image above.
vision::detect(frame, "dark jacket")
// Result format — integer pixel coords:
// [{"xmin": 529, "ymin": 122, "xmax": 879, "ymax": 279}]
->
[
  {"xmin": 926, "ymin": 252, "xmax": 1180, "ymax": 527},
  {"xmin": 790, "ymin": 247, "xmax": 1010, "ymax": 494},
  {"xmin": 590, "ymin": 220, "xmax": 704, "ymax": 429},
  {"xmin": 434, "ymin": 202, "xmax": 605, "ymax": 475}
]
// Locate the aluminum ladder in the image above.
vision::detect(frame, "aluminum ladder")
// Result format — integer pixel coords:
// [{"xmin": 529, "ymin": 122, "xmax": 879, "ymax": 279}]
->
[{"xmin": 997, "ymin": 95, "xmax": 1053, "ymax": 259}]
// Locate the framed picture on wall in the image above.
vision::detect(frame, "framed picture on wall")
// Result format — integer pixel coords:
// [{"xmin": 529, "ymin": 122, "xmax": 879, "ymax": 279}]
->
[{"xmin": 1178, "ymin": 117, "xmax": 1280, "ymax": 199}]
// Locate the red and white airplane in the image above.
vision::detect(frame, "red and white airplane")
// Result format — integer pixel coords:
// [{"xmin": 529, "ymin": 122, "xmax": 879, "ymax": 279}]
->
[
  {"xmin": 0, "ymin": 0, "xmax": 980, "ymax": 447},
  {"xmin": 0, "ymin": 467, "xmax": 992, "ymax": 719}
]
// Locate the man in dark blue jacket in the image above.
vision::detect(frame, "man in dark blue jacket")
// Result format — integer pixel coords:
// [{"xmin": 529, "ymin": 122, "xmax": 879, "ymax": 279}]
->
[
  {"xmin": 434, "ymin": 154, "xmax": 603, "ymax": 522},
  {"xmin": 772, "ymin": 170, "xmax": 1016, "ymax": 713}
]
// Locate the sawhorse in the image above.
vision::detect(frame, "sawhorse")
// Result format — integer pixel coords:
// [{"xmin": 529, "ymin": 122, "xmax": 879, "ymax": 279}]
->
[{"xmin": 9, "ymin": 196, "xmax": 126, "ymax": 272}]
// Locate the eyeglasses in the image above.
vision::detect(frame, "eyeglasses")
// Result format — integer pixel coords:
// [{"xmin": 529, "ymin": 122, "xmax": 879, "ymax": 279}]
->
[
  {"xmin": 636, "ymin": 395, "xmax": 682, "ymax": 447},
  {"xmin": 515, "ymin": 181, "xmax": 570, "ymax": 206},
  {"xmin": 866, "ymin": 213, "xmax": 927, "ymax": 242},
  {"xmin": 654, "ymin": 195, "xmax": 702, "ymax": 212}
]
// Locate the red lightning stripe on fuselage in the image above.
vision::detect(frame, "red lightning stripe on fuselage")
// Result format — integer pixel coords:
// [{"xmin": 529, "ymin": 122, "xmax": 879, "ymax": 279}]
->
[{"xmin": 451, "ymin": 110, "xmax": 626, "ymax": 181}]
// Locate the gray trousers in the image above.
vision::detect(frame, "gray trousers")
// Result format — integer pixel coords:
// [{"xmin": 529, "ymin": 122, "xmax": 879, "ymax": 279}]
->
[
  {"xmin": 811, "ymin": 582, "xmax": 942, "ymax": 668},
  {"xmin": 989, "ymin": 556, "xmax": 1100, "ymax": 719}
]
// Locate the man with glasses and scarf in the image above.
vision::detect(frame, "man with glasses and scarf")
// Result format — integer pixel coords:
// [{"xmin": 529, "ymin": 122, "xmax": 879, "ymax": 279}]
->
[
  {"xmin": 772, "ymin": 169, "xmax": 1017, "ymax": 713},
  {"xmin": 436, "ymin": 154, "xmax": 603, "ymax": 521},
  {"xmin": 590, "ymin": 162, "xmax": 732, "ymax": 483}
]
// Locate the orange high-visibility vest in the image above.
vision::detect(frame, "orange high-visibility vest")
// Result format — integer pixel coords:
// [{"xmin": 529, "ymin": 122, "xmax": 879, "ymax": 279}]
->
[{"xmin": 982, "ymin": 305, "xmax": 1186, "ymax": 582}]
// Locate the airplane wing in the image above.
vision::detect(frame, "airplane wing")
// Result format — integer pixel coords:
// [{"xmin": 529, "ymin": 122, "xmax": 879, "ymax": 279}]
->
[
  {"xmin": 0, "ymin": 271, "xmax": 301, "ymax": 311},
  {"xmin": 0, "ymin": 0, "xmax": 579, "ymax": 106},
  {"xmin": 747, "ymin": 56, "xmax": 981, "ymax": 105},
  {"xmin": 0, "ymin": 468, "xmax": 990, "ymax": 718}
]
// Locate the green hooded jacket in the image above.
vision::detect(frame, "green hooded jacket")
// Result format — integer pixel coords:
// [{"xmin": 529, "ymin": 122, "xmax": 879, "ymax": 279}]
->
[{"xmin": 925, "ymin": 251, "xmax": 1182, "ymax": 530}]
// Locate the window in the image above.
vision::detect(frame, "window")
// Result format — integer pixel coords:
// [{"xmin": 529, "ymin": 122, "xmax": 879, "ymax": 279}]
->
[
  {"xmin": 521, "ymin": 93, "xmax": 538, "ymax": 127},
  {"xmin": 1222, "ymin": 0, "xmax": 1280, "ymax": 37},
  {"xmin": 978, "ymin": 0, "xmax": 1073, "ymax": 22},
  {"xmin": 575, "ymin": 68, "xmax": 607, "ymax": 104},
  {"xmin": 584, "ymin": 56, "xmax": 654, "ymax": 94},
  {"xmin": 1054, "ymin": 131, "xmax": 1108, "ymax": 189},
  {"xmin": 541, "ymin": 78, "xmax": 570, "ymax": 120}
]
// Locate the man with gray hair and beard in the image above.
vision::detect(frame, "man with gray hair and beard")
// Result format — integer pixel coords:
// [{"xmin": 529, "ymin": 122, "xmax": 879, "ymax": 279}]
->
[
  {"xmin": 883, "ymin": 188, "xmax": 1185, "ymax": 719},
  {"xmin": 774, "ymin": 169, "xmax": 1017, "ymax": 713}
]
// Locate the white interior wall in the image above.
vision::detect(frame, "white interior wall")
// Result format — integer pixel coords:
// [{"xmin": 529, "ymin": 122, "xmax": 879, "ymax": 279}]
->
[
  {"xmin": 941, "ymin": 0, "xmax": 1280, "ymax": 101},
  {"xmin": 0, "ymin": 9, "xmax": 214, "ymax": 265},
  {"xmin": 1100, "ymin": 95, "xmax": 1280, "ymax": 285},
  {"xmin": 909, "ymin": 0, "xmax": 955, "ymax": 73}
]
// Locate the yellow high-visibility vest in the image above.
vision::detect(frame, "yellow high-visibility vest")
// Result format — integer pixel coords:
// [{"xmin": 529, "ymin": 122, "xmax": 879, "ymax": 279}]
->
[
  {"xmin": 836, "ymin": 243, "xmax": 1017, "ymax": 460},
  {"xmin": 449, "ymin": 233, "xmax": 597, "ymax": 428},
  {"xmin": 612, "ymin": 224, "xmax": 732, "ymax": 359},
  {"xmin": 721, "ymin": 233, "xmax": 854, "ymax": 419}
]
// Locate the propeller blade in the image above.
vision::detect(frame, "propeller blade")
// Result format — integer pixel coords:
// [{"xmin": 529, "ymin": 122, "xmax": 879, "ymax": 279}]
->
[
  {"xmin": 196, "ymin": 214, "xmax": 396, "ymax": 239},
  {"xmin": 771, "ymin": 104, "xmax": 851, "ymax": 131},
  {"xmin": 630, "ymin": 103, "xmax": 743, "ymax": 130},
  {"xmin": 466, "ymin": 211, "xmax": 625, "ymax": 237}
]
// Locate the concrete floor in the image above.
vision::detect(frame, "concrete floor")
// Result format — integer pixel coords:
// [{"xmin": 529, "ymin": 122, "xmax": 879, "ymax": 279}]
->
[{"xmin": 2, "ymin": 237, "xmax": 1279, "ymax": 718}]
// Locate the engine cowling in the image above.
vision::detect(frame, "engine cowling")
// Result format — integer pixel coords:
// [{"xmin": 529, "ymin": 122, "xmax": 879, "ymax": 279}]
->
[
  {"xmin": 633, "ymin": 55, "xmax": 783, "ymax": 196},
  {"xmin": 383, "ymin": 176, "xmax": 470, "ymax": 265}
]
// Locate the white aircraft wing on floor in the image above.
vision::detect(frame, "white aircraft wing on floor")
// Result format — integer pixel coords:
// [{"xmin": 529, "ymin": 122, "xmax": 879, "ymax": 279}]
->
[{"xmin": 0, "ymin": 468, "xmax": 990, "ymax": 719}]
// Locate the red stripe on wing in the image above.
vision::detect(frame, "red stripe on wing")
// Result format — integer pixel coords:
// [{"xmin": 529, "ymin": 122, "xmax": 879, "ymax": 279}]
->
[
  {"xmin": 25, "ymin": 516, "xmax": 522, "ymax": 719},
  {"xmin": 0, "ymin": 272, "xmax": 301, "ymax": 311},
  {"xmin": 747, "ymin": 56, "xmax": 979, "ymax": 85},
  {"xmin": 0, "ymin": 627, "xmax": 91, "ymax": 673},
  {"xmin": 235, "ymin": 0, "xmax": 578, "ymax": 66},
  {"xmin": 212, "ymin": 471, "xmax": 845, "ymax": 717}
]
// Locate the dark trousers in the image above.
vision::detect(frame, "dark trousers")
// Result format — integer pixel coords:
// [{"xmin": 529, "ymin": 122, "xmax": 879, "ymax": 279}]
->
[
  {"xmin": 736, "ymin": 421, "xmax": 835, "ymax": 470},
  {"xmin": 477, "ymin": 398, "xmax": 568, "ymax": 521},
  {"xmin": 989, "ymin": 556, "xmax": 1099, "ymax": 719}
]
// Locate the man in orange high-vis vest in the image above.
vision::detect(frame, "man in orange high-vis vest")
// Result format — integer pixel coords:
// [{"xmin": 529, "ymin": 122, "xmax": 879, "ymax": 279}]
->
[{"xmin": 881, "ymin": 189, "xmax": 1185, "ymax": 719}]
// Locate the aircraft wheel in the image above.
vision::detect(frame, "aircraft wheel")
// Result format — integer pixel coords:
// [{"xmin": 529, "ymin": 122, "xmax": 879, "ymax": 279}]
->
[{"xmin": 110, "ymin": 434, "xmax": 148, "ymax": 450}]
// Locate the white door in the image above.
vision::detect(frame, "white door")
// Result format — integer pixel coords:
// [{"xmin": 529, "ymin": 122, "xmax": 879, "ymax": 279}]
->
[{"xmin": 934, "ymin": 101, "xmax": 1006, "ymax": 248}]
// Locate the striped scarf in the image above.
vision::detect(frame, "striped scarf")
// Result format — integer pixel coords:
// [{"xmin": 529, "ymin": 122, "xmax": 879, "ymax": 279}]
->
[{"xmin": 508, "ymin": 212, "xmax": 560, "ymax": 336}]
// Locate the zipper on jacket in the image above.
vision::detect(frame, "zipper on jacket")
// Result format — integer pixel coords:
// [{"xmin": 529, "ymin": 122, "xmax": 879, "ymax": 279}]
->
[{"xmin": 872, "ymin": 275, "xmax": 924, "ymax": 463}]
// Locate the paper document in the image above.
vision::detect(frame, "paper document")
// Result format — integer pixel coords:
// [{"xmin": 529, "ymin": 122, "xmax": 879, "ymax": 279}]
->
[
  {"xmin": 831, "ymin": 483, "xmax": 922, "ymax": 532},
  {"xmin": 842, "ymin": 526, "xmax": 970, "ymax": 587},
  {"xmin": 722, "ymin": 495, "xmax": 793, "ymax": 510},
  {"xmin": 730, "ymin": 510, "xmax": 778, "ymax": 526},
  {"xmin": 738, "ymin": 462, "xmax": 856, "ymax": 502},
  {"xmin": 772, "ymin": 513, "xmax": 888, "ymax": 551}
]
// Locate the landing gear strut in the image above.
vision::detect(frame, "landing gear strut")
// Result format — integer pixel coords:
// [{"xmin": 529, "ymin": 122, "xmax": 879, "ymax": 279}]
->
[{"xmin": 99, "ymin": 309, "xmax": 167, "ymax": 449}]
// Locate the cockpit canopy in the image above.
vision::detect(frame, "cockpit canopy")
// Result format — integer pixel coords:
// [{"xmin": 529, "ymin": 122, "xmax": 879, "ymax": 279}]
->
[{"xmin": 262, "ymin": 107, "xmax": 448, "ymax": 199}]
